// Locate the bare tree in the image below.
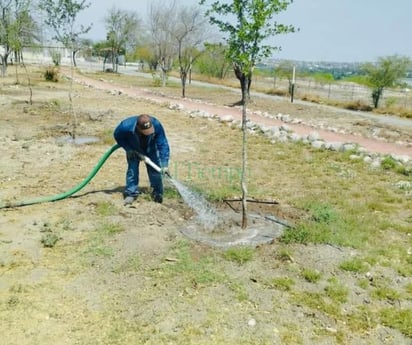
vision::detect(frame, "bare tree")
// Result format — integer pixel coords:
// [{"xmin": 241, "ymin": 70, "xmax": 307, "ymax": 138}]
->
[
  {"xmin": 104, "ymin": 6, "xmax": 141, "ymax": 73},
  {"xmin": 173, "ymin": 4, "xmax": 208, "ymax": 98},
  {"xmin": 147, "ymin": 0, "xmax": 177, "ymax": 86}
]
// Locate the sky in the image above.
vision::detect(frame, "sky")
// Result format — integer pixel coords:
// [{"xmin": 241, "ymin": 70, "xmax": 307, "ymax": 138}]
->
[{"xmin": 77, "ymin": 0, "xmax": 412, "ymax": 63}]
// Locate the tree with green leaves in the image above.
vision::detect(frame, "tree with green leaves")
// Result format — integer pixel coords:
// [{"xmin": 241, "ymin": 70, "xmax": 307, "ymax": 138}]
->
[
  {"xmin": 39, "ymin": 0, "xmax": 91, "ymax": 140},
  {"xmin": 104, "ymin": 6, "xmax": 141, "ymax": 73},
  {"xmin": 39, "ymin": 0, "xmax": 92, "ymax": 67},
  {"xmin": 200, "ymin": 0, "xmax": 296, "ymax": 228},
  {"xmin": 196, "ymin": 42, "xmax": 231, "ymax": 79},
  {"xmin": 362, "ymin": 55, "xmax": 411, "ymax": 109},
  {"xmin": 0, "ymin": 0, "xmax": 39, "ymax": 77}
]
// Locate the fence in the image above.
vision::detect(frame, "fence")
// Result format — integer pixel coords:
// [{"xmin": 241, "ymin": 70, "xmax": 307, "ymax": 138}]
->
[{"xmin": 254, "ymin": 75, "xmax": 412, "ymax": 110}]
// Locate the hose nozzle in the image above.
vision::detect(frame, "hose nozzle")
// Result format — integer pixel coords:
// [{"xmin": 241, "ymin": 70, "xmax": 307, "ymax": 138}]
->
[{"xmin": 140, "ymin": 154, "xmax": 171, "ymax": 178}]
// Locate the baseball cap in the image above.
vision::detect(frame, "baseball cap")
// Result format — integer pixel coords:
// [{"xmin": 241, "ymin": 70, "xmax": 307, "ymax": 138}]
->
[{"xmin": 137, "ymin": 114, "xmax": 154, "ymax": 135}]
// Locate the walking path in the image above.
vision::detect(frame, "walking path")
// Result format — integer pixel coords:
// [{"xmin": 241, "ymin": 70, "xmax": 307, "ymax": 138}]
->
[{"xmin": 69, "ymin": 70, "xmax": 412, "ymax": 158}]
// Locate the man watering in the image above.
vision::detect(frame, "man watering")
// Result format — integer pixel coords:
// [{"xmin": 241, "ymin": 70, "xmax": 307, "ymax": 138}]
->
[{"xmin": 114, "ymin": 114, "xmax": 170, "ymax": 205}]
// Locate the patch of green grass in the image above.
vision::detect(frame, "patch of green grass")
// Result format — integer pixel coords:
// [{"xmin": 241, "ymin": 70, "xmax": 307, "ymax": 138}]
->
[
  {"xmin": 301, "ymin": 268, "xmax": 322, "ymax": 283},
  {"xmin": 371, "ymin": 285, "xmax": 401, "ymax": 302},
  {"xmin": 339, "ymin": 257, "xmax": 369, "ymax": 273},
  {"xmin": 276, "ymin": 248, "xmax": 294, "ymax": 262},
  {"xmin": 280, "ymin": 224, "xmax": 311, "ymax": 244},
  {"xmin": 380, "ymin": 155, "xmax": 399, "ymax": 170},
  {"xmin": 324, "ymin": 278, "xmax": 348, "ymax": 304},
  {"xmin": 267, "ymin": 276, "xmax": 295, "ymax": 291},
  {"xmin": 357, "ymin": 278, "xmax": 370, "ymax": 290},
  {"xmin": 291, "ymin": 291, "xmax": 341, "ymax": 318},
  {"xmin": 163, "ymin": 186, "xmax": 181, "ymax": 199},
  {"xmin": 95, "ymin": 201, "xmax": 117, "ymax": 216},
  {"xmin": 280, "ymin": 323, "xmax": 304, "ymax": 344},
  {"xmin": 380, "ymin": 307, "xmax": 412, "ymax": 338},
  {"xmin": 223, "ymin": 246, "xmax": 254, "ymax": 264},
  {"xmin": 99, "ymin": 222, "xmax": 124, "ymax": 235},
  {"xmin": 227, "ymin": 280, "xmax": 249, "ymax": 301},
  {"xmin": 157, "ymin": 240, "xmax": 225, "ymax": 286},
  {"xmin": 344, "ymin": 305, "xmax": 377, "ymax": 333},
  {"xmin": 305, "ymin": 201, "xmax": 337, "ymax": 224}
]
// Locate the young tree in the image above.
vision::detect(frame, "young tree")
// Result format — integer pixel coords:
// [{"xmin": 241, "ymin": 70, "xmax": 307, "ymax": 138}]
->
[
  {"xmin": 104, "ymin": 6, "xmax": 141, "ymax": 73},
  {"xmin": 200, "ymin": 0, "xmax": 297, "ymax": 228},
  {"xmin": 362, "ymin": 55, "xmax": 411, "ymax": 108},
  {"xmin": 39, "ymin": 0, "xmax": 92, "ymax": 139},
  {"xmin": 39, "ymin": 0, "xmax": 92, "ymax": 67}
]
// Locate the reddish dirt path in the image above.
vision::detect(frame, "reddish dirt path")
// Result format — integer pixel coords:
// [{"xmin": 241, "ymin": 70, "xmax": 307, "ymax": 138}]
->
[{"xmin": 73, "ymin": 73, "xmax": 412, "ymax": 158}]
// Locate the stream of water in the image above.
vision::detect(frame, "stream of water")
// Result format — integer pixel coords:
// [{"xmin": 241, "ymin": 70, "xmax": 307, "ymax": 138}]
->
[{"xmin": 167, "ymin": 176, "xmax": 220, "ymax": 230}]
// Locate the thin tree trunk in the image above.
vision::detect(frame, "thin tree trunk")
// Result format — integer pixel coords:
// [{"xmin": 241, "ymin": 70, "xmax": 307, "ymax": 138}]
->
[
  {"xmin": 240, "ymin": 78, "xmax": 249, "ymax": 229},
  {"xmin": 180, "ymin": 69, "xmax": 187, "ymax": 98}
]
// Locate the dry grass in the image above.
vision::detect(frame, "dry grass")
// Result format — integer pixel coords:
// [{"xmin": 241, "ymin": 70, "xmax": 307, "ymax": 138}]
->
[{"xmin": 1, "ymin": 65, "xmax": 411, "ymax": 344}]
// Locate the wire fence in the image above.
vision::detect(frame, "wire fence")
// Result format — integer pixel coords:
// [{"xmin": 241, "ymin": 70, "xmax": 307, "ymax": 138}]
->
[{"xmin": 254, "ymin": 75, "xmax": 412, "ymax": 111}]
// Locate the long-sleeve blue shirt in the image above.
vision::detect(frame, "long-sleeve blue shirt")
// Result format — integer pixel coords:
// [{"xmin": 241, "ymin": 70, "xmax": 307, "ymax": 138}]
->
[{"xmin": 113, "ymin": 115, "xmax": 170, "ymax": 167}]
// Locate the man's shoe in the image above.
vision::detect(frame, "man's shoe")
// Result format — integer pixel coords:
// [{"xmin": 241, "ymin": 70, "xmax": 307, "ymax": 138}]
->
[
  {"xmin": 124, "ymin": 196, "xmax": 135, "ymax": 205},
  {"xmin": 152, "ymin": 194, "xmax": 163, "ymax": 204}
]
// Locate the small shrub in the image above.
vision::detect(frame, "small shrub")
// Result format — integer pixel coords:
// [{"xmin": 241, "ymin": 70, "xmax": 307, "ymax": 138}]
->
[
  {"xmin": 345, "ymin": 100, "xmax": 373, "ymax": 111},
  {"xmin": 381, "ymin": 155, "xmax": 398, "ymax": 170},
  {"xmin": 44, "ymin": 66, "xmax": 60, "ymax": 82}
]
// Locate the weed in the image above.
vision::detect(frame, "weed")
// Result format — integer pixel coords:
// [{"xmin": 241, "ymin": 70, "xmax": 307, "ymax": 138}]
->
[
  {"xmin": 280, "ymin": 224, "xmax": 310, "ymax": 244},
  {"xmin": 41, "ymin": 233, "xmax": 59, "ymax": 248},
  {"xmin": 325, "ymin": 279, "xmax": 348, "ymax": 303},
  {"xmin": 301, "ymin": 268, "xmax": 322, "ymax": 283},
  {"xmin": 223, "ymin": 247, "xmax": 254, "ymax": 264},
  {"xmin": 227, "ymin": 280, "xmax": 249, "ymax": 301},
  {"xmin": 381, "ymin": 155, "xmax": 398, "ymax": 170},
  {"xmin": 345, "ymin": 305, "xmax": 376, "ymax": 333},
  {"xmin": 158, "ymin": 240, "xmax": 225, "ymax": 286},
  {"xmin": 339, "ymin": 257, "xmax": 369, "ymax": 273},
  {"xmin": 276, "ymin": 248, "xmax": 294, "ymax": 262},
  {"xmin": 44, "ymin": 66, "xmax": 59, "ymax": 82},
  {"xmin": 291, "ymin": 291, "xmax": 341, "ymax": 318},
  {"xmin": 99, "ymin": 222, "xmax": 124, "ymax": 235},
  {"xmin": 268, "ymin": 276, "xmax": 295, "ymax": 291},
  {"xmin": 371, "ymin": 285, "xmax": 401, "ymax": 302},
  {"xmin": 95, "ymin": 201, "xmax": 117, "ymax": 216},
  {"xmin": 306, "ymin": 202, "xmax": 337, "ymax": 224}
]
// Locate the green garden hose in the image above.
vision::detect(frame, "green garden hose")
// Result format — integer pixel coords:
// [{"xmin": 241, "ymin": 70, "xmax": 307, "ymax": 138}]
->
[{"xmin": 0, "ymin": 144, "xmax": 121, "ymax": 209}]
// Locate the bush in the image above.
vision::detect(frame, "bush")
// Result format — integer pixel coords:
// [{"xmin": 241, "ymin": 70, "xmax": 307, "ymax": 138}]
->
[{"xmin": 44, "ymin": 66, "xmax": 60, "ymax": 82}]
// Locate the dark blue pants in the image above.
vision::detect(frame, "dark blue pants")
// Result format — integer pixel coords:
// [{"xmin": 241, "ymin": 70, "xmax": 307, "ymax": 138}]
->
[{"xmin": 125, "ymin": 152, "xmax": 163, "ymax": 198}]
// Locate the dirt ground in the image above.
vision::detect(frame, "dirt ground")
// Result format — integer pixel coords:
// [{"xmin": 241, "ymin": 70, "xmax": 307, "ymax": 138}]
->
[{"xmin": 0, "ymin": 67, "xmax": 411, "ymax": 345}]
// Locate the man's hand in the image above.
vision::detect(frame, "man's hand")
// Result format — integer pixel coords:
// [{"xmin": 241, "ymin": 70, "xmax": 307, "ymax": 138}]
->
[
  {"xmin": 127, "ymin": 151, "xmax": 145, "ymax": 161},
  {"xmin": 161, "ymin": 167, "xmax": 170, "ymax": 176}
]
